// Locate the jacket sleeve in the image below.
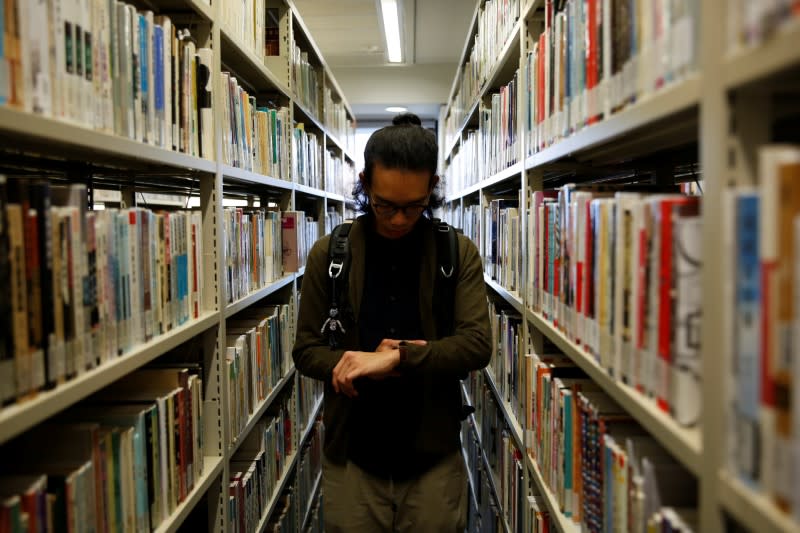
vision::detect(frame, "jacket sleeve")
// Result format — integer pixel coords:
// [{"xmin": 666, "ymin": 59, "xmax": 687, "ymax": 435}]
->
[
  {"xmin": 397, "ymin": 235, "xmax": 492, "ymax": 374},
  {"xmin": 292, "ymin": 235, "xmax": 346, "ymax": 381}
]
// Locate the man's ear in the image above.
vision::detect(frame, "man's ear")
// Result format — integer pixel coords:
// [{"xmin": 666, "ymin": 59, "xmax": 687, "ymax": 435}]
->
[
  {"xmin": 429, "ymin": 175, "xmax": 440, "ymax": 191},
  {"xmin": 358, "ymin": 171, "xmax": 366, "ymax": 184}
]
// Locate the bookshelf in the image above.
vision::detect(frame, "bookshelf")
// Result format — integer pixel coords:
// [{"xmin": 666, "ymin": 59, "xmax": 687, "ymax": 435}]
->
[
  {"xmin": 723, "ymin": 20, "xmax": 800, "ymax": 90},
  {"xmin": 0, "ymin": 0, "xmax": 354, "ymax": 531},
  {"xmin": 299, "ymin": 471, "xmax": 322, "ymax": 532},
  {"xmin": 442, "ymin": 0, "xmax": 800, "ymax": 532},
  {"xmin": 224, "ymin": 274, "xmax": 296, "ymax": 318},
  {"xmin": 0, "ymin": 106, "xmax": 218, "ymax": 174},
  {"xmin": 483, "ymin": 368, "xmax": 524, "ymax": 450},
  {"xmin": 527, "ymin": 309, "xmax": 703, "ymax": 475},
  {"xmin": 0, "ymin": 311, "xmax": 219, "ymax": 445},
  {"xmin": 256, "ymin": 451, "xmax": 298, "ymax": 531},
  {"xmin": 525, "ymin": 456, "xmax": 580, "ymax": 533},
  {"xmin": 229, "ymin": 367, "xmax": 296, "ymax": 457},
  {"xmin": 153, "ymin": 457, "xmax": 225, "ymax": 533},
  {"xmin": 465, "ymin": 405, "xmax": 514, "ymax": 533}
]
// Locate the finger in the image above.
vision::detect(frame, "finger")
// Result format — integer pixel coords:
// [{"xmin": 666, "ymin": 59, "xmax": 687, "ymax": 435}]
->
[
  {"xmin": 342, "ymin": 379, "xmax": 357, "ymax": 397},
  {"xmin": 406, "ymin": 339, "xmax": 427, "ymax": 346}
]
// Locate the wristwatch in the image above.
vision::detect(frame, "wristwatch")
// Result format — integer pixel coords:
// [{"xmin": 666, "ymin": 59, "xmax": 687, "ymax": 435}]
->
[{"xmin": 398, "ymin": 341, "xmax": 408, "ymax": 363}]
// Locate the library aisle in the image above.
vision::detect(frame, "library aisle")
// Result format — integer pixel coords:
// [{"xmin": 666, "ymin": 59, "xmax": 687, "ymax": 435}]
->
[{"xmin": 1, "ymin": 0, "xmax": 800, "ymax": 532}]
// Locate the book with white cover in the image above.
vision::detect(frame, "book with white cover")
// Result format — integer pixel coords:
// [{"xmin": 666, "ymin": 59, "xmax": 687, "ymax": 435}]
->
[
  {"xmin": 613, "ymin": 192, "xmax": 642, "ymax": 383},
  {"xmin": 196, "ymin": 47, "xmax": 213, "ymax": 160},
  {"xmin": 671, "ymin": 214, "xmax": 702, "ymax": 427},
  {"xmin": 21, "ymin": 0, "xmax": 52, "ymax": 116}
]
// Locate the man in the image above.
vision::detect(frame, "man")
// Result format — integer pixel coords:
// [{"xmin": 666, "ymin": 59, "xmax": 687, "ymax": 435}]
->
[{"xmin": 292, "ymin": 113, "xmax": 491, "ymax": 532}]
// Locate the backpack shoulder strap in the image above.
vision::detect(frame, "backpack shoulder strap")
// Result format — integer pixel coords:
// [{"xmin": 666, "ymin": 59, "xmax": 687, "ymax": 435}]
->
[
  {"xmin": 432, "ymin": 219, "xmax": 459, "ymax": 338},
  {"xmin": 327, "ymin": 221, "xmax": 353, "ymax": 294},
  {"xmin": 322, "ymin": 221, "xmax": 353, "ymax": 348}
]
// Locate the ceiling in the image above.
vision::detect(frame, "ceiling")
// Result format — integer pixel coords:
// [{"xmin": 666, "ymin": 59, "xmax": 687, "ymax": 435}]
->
[{"xmin": 292, "ymin": 0, "xmax": 475, "ymax": 124}]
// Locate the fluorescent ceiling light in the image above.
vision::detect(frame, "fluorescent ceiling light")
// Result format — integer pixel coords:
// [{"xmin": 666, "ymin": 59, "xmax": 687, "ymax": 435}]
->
[
  {"xmin": 380, "ymin": 0, "xmax": 403, "ymax": 63},
  {"xmin": 385, "ymin": 106, "xmax": 407, "ymax": 113}
]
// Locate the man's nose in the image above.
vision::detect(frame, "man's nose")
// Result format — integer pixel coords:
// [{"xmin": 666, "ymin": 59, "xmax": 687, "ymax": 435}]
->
[{"xmin": 390, "ymin": 209, "xmax": 410, "ymax": 225}]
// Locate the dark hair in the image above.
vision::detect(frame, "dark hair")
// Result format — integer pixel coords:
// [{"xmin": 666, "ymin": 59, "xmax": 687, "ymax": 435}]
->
[{"xmin": 353, "ymin": 112, "xmax": 444, "ymax": 213}]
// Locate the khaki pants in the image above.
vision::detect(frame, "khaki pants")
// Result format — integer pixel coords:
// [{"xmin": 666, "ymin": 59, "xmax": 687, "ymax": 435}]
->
[{"xmin": 322, "ymin": 451, "xmax": 468, "ymax": 533}]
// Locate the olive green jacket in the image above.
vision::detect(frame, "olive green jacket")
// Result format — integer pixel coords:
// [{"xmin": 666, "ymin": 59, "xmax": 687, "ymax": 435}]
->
[{"xmin": 292, "ymin": 216, "xmax": 492, "ymax": 464}]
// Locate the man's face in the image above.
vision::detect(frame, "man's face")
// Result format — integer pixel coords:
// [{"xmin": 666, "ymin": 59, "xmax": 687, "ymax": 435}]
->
[{"xmin": 363, "ymin": 162, "xmax": 437, "ymax": 239}]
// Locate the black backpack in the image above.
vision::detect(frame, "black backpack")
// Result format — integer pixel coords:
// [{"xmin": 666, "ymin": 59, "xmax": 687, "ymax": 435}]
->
[{"xmin": 322, "ymin": 218, "xmax": 460, "ymax": 348}]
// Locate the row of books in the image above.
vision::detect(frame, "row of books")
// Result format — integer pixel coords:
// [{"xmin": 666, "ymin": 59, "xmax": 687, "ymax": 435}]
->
[
  {"xmin": 524, "ymin": 349, "xmax": 697, "ymax": 532},
  {"xmin": 728, "ymin": 0, "xmax": 800, "ymax": 52},
  {"xmin": 484, "ymin": 196, "xmax": 523, "ymax": 294},
  {"xmin": 292, "ymin": 125, "xmax": 323, "ymax": 190},
  {"xmin": 226, "ymin": 304, "xmax": 293, "ymax": 449},
  {"xmin": 524, "ymin": 0, "xmax": 697, "ymax": 154},
  {"xmin": 229, "ymin": 389, "xmax": 296, "ymax": 533},
  {"xmin": 291, "ymin": 43, "xmax": 320, "ymax": 120},
  {"xmin": 444, "ymin": 130, "xmax": 480, "ymax": 197},
  {"xmin": 262, "ymin": 482, "xmax": 297, "ymax": 532},
  {"xmin": 464, "ymin": 388, "xmax": 558, "ymax": 533},
  {"xmin": 343, "ymin": 162, "xmax": 357, "ymax": 200},
  {"xmin": 224, "ymin": 208, "xmax": 283, "ymax": 305},
  {"xmin": 224, "ymin": 207, "xmax": 282, "ymax": 296},
  {"xmin": 463, "ymin": 419, "xmax": 509, "ymax": 533},
  {"xmin": 479, "ymin": 73, "xmax": 520, "ymax": 179},
  {"xmin": 297, "ymin": 376, "xmax": 323, "ymax": 440},
  {"xmin": 296, "ymin": 418, "xmax": 322, "ymax": 528},
  {"xmin": 325, "ymin": 150, "xmax": 345, "ymax": 196},
  {"xmin": 724, "ymin": 145, "xmax": 800, "ymax": 521},
  {"xmin": 0, "ymin": 178, "xmax": 203, "ymax": 404},
  {"xmin": 529, "ymin": 185, "xmax": 702, "ymax": 426},
  {"xmin": 487, "ymin": 303, "xmax": 526, "ymax": 431},
  {"xmin": 0, "ymin": 366, "xmax": 205, "ymax": 533},
  {"xmin": 1, "ymin": 1, "xmax": 212, "ymax": 158},
  {"xmin": 445, "ymin": 0, "xmax": 521, "ymax": 150},
  {"xmin": 222, "ymin": 0, "xmax": 280, "ymax": 61},
  {"xmin": 324, "ymin": 208, "xmax": 345, "ymax": 236},
  {"xmin": 445, "ymin": 70, "xmax": 519, "ymax": 196},
  {"xmin": 221, "ymin": 73, "xmax": 291, "ymax": 180},
  {"xmin": 471, "ymin": 377, "xmax": 527, "ymax": 532},
  {"xmin": 323, "ymin": 88, "xmax": 355, "ymax": 150},
  {"xmin": 443, "ymin": 201, "xmax": 481, "ymax": 249}
]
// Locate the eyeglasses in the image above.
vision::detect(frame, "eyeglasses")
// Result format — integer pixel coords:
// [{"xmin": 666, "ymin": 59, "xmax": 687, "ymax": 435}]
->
[{"xmin": 371, "ymin": 198, "xmax": 429, "ymax": 218}]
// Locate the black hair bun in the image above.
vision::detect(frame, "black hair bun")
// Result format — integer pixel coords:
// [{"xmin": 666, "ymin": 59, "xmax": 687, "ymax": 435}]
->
[{"xmin": 392, "ymin": 112, "xmax": 422, "ymax": 126}]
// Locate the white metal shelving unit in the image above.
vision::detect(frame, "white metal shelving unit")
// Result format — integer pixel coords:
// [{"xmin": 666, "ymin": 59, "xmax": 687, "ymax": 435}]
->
[
  {"xmin": 461, "ymin": 384, "xmax": 514, "ymax": 533},
  {"xmin": 526, "ymin": 310, "xmax": 703, "ymax": 476},
  {"xmin": 228, "ymin": 367, "xmax": 297, "ymax": 457},
  {"xmin": 154, "ymin": 457, "xmax": 226, "ymax": 533},
  {"xmin": 0, "ymin": 0, "xmax": 347, "ymax": 530},
  {"xmin": 442, "ymin": 0, "xmax": 800, "ymax": 532},
  {"xmin": 0, "ymin": 311, "xmax": 220, "ymax": 445},
  {"xmin": 299, "ymin": 471, "xmax": 323, "ymax": 532},
  {"xmin": 224, "ymin": 275, "xmax": 297, "ymax": 319}
]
